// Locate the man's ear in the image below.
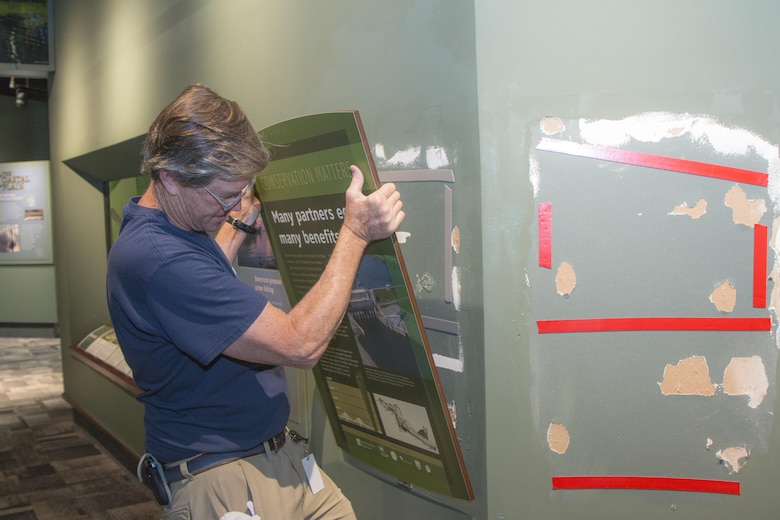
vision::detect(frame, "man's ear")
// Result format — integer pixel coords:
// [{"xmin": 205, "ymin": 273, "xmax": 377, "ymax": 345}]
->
[{"xmin": 158, "ymin": 169, "xmax": 181, "ymax": 196}]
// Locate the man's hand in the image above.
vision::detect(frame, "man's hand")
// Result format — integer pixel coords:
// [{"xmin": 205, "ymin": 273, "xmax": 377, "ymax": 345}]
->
[
  {"xmin": 228, "ymin": 177, "xmax": 262, "ymax": 228},
  {"xmin": 225, "ymin": 165, "xmax": 406, "ymax": 368},
  {"xmin": 217, "ymin": 176, "xmax": 262, "ymax": 261},
  {"xmin": 343, "ymin": 165, "xmax": 405, "ymax": 243}
]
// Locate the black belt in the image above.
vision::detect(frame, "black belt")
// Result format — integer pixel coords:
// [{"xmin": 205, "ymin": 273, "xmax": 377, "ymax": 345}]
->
[{"xmin": 163, "ymin": 430, "xmax": 287, "ymax": 483}]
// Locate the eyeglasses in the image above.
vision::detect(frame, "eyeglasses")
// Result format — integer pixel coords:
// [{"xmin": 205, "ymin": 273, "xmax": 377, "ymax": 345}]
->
[{"xmin": 202, "ymin": 177, "xmax": 256, "ymax": 212}]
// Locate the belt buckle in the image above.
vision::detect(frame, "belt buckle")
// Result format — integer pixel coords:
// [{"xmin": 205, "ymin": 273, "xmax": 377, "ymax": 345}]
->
[{"xmin": 267, "ymin": 431, "xmax": 285, "ymax": 453}]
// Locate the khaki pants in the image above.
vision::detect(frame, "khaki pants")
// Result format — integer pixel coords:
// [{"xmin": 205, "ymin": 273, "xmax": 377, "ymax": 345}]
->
[{"xmin": 165, "ymin": 438, "xmax": 356, "ymax": 520}]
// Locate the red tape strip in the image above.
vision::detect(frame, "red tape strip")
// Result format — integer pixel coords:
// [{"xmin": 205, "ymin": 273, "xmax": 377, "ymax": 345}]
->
[
  {"xmin": 536, "ymin": 137, "xmax": 768, "ymax": 187},
  {"xmin": 538, "ymin": 317, "xmax": 771, "ymax": 333},
  {"xmin": 539, "ymin": 203, "xmax": 552, "ymax": 269},
  {"xmin": 754, "ymin": 224, "xmax": 768, "ymax": 308},
  {"xmin": 553, "ymin": 476, "xmax": 740, "ymax": 495}
]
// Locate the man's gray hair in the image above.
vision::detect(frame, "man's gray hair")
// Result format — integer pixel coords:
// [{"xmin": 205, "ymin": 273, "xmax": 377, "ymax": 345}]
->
[{"xmin": 142, "ymin": 84, "xmax": 270, "ymax": 187}]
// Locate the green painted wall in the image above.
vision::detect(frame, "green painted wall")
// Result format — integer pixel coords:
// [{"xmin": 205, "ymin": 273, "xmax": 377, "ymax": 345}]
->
[
  {"xmin": 0, "ymin": 265, "xmax": 57, "ymax": 323},
  {"xmin": 477, "ymin": 1, "xmax": 780, "ymax": 518},
  {"xmin": 0, "ymin": 94, "xmax": 56, "ymax": 326}
]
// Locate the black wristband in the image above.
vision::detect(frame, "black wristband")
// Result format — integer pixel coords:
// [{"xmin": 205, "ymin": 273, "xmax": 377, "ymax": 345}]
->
[{"xmin": 225, "ymin": 215, "xmax": 257, "ymax": 234}]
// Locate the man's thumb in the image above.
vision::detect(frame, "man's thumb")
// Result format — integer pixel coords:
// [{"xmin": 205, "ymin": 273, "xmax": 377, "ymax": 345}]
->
[{"xmin": 347, "ymin": 165, "xmax": 365, "ymax": 197}]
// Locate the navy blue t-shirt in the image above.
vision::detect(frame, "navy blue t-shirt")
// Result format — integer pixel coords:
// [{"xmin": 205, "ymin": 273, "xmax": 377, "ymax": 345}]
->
[{"xmin": 106, "ymin": 197, "xmax": 289, "ymax": 462}]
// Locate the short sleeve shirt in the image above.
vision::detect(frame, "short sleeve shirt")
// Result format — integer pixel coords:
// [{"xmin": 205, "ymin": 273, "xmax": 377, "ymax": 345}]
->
[{"xmin": 107, "ymin": 198, "xmax": 289, "ymax": 462}]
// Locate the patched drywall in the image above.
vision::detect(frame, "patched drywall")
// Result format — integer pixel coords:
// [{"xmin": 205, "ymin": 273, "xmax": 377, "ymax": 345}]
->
[
  {"xmin": 659, "ymin": 356, "xmax": 718, "ymax": 396},
  {"xmin": 547, "ymin": 422, "xmax": 570, "ymax": 455},
  {"xmin": 670, "ymin": 198, "xmax": 707, "ymax": 219},
  {"xmin": 530, "ymin": 114, "xmax": 778, "ymax": 498},
  {"xmin": 710, "ymin": 281, "xmax": 737, "ymax": 313},
  {"xmin": 451, "ymin": 225, "xmax": 461, "ymax": 253},
  {"xmin": 555, "ymin": 261, "xmax": 576, "ymax": 297},
  {"xmin": 725, "ymin": 184, "xmax": 767, "ymax": 227},
  {"xmin": 722, "ymin": 356, "xmax": 769, "ymax": 408},
  {"xmin": 716, "ymin": 446, "xmax": 750, "ymax": 474},
  {"xmin": 540, "ymin": 117, "xmax": 566, "ymax": 136}
]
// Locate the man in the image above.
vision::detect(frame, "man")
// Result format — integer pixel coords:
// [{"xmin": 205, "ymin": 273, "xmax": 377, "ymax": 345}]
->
[{"xmin": 107, "ymin": 84, "xmax": 404, "ymax": 519}]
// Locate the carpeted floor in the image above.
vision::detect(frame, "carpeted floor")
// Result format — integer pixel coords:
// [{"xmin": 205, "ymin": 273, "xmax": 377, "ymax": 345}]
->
[{"xmin": 0, "ymin": 337, "xmax": 164, "ymax": 519}]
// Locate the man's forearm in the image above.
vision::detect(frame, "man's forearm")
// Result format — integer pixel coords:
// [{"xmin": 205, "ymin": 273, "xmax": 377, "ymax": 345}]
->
[
  {"xmin": 215, "ymin": 219, "xmax": 250, "ymax": 263},
  {"xmin": 287, "ymin": 225, "xmax": 369, "ymax": 352}
]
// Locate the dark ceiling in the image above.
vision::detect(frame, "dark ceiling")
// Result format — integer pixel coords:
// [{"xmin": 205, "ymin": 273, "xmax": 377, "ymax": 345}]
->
[{"xmin": 0, "ymin": 76, "xmax": 48, "ymax": 103}]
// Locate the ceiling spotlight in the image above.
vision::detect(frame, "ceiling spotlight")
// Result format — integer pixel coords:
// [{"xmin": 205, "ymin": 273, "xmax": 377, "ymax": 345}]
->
[{"xmin": 15, "ymin": 89, "xmax": 25, "ymax": 108}]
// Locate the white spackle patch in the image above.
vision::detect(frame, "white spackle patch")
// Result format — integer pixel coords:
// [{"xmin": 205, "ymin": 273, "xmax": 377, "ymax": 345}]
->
[
  {"xmin": 579, "ymin": 112, "xmax": 780, "ymax": 213},
  {"xmin": 555, "ymin": 261, "xmax": 576, "ymax": 296},
  {"xmin": 658, "ymin": 355, "xmax": 717, "ymax": 396},
  {"xmin": 722, "ymin": 356, "xmax": 769, "ymax": 408},
  {"xmin": 426, "ymin": 146, "xmax": 449, "ymax": 169},
  {"xmin": 385, "ymin": 146, "xmax": 421, "ymax": 167},
  {"xmin": 395, "ymin": 231, "xmax": 411, "ymax": 244},
  {"xmin": 758, "ymin": 140, "xmax": 780, "ymax": 214},
  {"xmin": 669, "ymin": 198, "xmax": 707, "ymax": 219},
  {"xmin": 529, "ymin": 154, "xmax": 541, "ymax": 198},
  {"xmin": 415, "ymin": 272, "xmax": 435, "ymax": 294},
  {"xmin": 709, "ymin": 281, "xmax": 736, "ymax": 313},
  {"xmin": 547, "ymin": 422, "xmax": 570, "ymax": 455},
  {"xmin": 716, "ymin": 446, "xmax": 750, "ymax": 474},
  {"xmin": 724, "ymin": 184, "xmax": 767, "ymax": 227},
  {"xmin": 579, "ymin": 112, "xmax": 691, "ymax": 147},
  {"xmin": 769, "ymin": 217, "xmax": 780, "ymax": 332},
  {"xmin": 451, "ymin": 266, "xmax": 461, "ymax": 311}
]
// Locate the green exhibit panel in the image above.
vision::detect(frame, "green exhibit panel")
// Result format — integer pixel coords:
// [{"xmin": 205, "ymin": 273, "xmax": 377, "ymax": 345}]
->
[{"xmin": 237, "ymin": 111, "xmax": 474, "ymax": 500}]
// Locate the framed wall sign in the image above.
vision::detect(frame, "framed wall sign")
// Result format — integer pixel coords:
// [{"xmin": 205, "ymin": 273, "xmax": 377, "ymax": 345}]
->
[{"xmin": 0, "ymin": 160, "xmax": 53, "ymax": 264}]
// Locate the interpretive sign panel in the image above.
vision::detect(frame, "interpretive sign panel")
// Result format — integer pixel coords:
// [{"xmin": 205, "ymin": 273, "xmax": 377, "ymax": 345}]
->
[
  {"xmin": 70, "ymin": 323, "xmax": 138, "ymax": 396},
  {"xmin": 0, "ymin": 160, "xmax": 52, "ymax": 264},
  {"xmin": 252, "ymin": 111, "xmax": 473, "ymax": 500}
]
